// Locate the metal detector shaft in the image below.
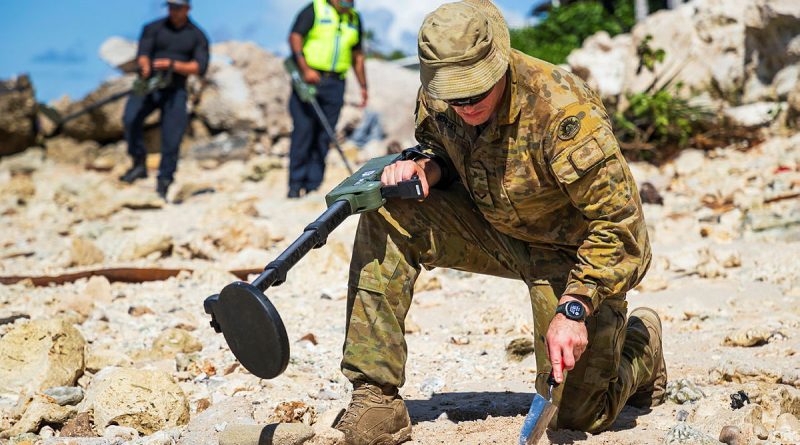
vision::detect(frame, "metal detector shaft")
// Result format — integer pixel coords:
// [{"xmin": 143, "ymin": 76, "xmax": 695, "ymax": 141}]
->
[
  {"xmin": 44, "ymin": 68, "xmax": 173, "ymax": 131},
  {"xmin": 252, "ymin": 200, "xmax": 351, "ymax": 291},
  {"xmin": 308, "ymin": 97, "xmax": 354, "ymax": 174},
  {"xmin": 57, "ymin": 89, "xmax": 134, "ymax": 125}
]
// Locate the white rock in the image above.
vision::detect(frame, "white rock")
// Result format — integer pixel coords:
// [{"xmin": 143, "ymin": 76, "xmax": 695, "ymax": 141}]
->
[
  {"xmin": 177, "ymin": 397, "xmax": 254, "ymax": 445},
  {"xmin": 774, "ymin": 64, "xmax": 800, "ymax": 99},
  {"xmin": 103, "ymin": 425, "xmax": 140, "ymax": 441},
  {"xmin": 196, "ymin": 62, "xmax": 264, "ymax": 131},
  {"xmin": 3, "ymin": 394, "xmax": 77, "ymax": 436},
  {"xmin": 99, "ymin": 37, "xmax": 138, "ymax": 72},
  {"xmin": 723, "ymin": 102, "xmax": 786, "ymax": 127},
  {"xmin": 566, "ymin": 0, "xmax": 800, "ymax": 106},
  {"xmin": 0, "ymin": 319, "xmax": 85, "ymax": 395},
  {"xmin": 674, "ymin": 149, "xmax": 706, "ymax": 177},
  {"xmin": 80, "ymin": 367, "xmax": 189, "ymax": 435},
  {"xmin": 118, "ymin": 230, "xmax": 173, "ymax": 261},
  {"xmin": 344, "ymin": 59, "xmax": 420, "ymax": 147},
  {"xmin": 566, "ymin": 31, "xmax": 631, "ymax": 98}
]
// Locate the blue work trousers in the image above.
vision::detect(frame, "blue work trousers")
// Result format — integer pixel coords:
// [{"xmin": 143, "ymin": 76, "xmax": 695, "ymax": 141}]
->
[
  {"xmin": 288, "ymin": 75, "xmax": 345, "ymax": 192},
  {"xmin": 122, "ymin": 87, "xmax": 188, "ymax": 182}
]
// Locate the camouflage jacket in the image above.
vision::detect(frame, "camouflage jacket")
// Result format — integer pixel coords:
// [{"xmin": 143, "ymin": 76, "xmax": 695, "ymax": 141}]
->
[{"xmin": 414, "ymin": 49, "xmax": 651, "ymax": 310}]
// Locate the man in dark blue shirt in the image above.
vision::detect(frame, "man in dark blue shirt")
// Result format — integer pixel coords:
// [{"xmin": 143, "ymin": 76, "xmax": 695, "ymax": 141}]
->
[{"xmin": 119, "ymin": 0, "xmax": 209, "ymax": 199}]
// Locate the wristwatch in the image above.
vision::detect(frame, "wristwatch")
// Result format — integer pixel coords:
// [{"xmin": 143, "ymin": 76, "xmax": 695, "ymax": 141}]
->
[{"xmin": 556, "ymin": 301, "xmax": 587, "ymax": 322}]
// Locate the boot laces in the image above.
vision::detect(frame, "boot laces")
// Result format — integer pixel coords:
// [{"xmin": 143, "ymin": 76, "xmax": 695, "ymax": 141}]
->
[{"xmin": 338, "ymin": 385, "xmax": 381, "ymax": 428}]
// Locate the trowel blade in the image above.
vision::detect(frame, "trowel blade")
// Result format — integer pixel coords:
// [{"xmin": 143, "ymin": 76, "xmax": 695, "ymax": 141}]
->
[{"xmin": 519, "ymin": 393, "xmax": 558, "ymax": 445}]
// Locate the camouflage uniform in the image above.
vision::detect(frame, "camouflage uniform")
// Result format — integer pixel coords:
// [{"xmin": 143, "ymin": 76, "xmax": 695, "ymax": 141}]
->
[{"xmin": 341, "ymin": 48, "xmax": 655, "ymax": 434}]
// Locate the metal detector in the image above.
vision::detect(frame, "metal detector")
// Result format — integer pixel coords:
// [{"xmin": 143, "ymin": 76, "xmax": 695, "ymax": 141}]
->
[{"xmin": 204, "ymin": 154, "xmax": 424, "ymax": 379}]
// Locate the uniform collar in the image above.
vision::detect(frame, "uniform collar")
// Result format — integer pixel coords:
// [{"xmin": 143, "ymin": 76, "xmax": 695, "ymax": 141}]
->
[{"xmin": 496, "ymin": 53, "xmax": 521, "ymax": 126}]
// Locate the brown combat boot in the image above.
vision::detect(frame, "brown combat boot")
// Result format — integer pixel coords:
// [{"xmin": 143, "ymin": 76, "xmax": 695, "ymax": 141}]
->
[
  {"xmin": 625, "ymin": 307, "xmax": 668, "ymax": 408},
  {"xmin": 335, "ymin": 382, "xmax": 412, "ymax": 445}
]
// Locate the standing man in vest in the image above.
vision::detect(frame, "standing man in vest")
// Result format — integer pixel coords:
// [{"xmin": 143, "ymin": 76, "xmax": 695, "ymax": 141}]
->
[
  {"xmin": 287, "ymin": 0, "xmax": 368, "ymax": 198},
  {"xmin": 119, "ymin": 0, "xmax": 209, "ymax": 200}
]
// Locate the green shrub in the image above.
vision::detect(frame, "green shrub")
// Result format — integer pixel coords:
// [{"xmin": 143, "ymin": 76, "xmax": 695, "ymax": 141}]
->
[
  {"xmin": 615, "ymin": 85, "xmax": 714, "ymax": 151},
  {"xmin": 612, "ymin": 36, "xmax": 714, "ymax": 161},
  {"xmin": 510, "ymin": 0, "xmax": 634, "ymax": 64}
]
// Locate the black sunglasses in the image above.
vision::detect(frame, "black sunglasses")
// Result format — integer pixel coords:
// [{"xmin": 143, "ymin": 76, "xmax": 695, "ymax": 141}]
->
[{"xmin": 444, "ymin": 87, "xmax": 493, "ymax": 107}]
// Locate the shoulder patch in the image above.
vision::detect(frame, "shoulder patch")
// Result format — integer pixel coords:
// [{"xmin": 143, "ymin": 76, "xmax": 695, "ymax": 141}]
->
[{"xmin": 558, "ymin": 116, "xmax": 581, "ymax": 141}]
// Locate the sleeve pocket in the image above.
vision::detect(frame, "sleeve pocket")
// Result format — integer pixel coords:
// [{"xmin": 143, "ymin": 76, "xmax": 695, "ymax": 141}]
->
[{"xmin": 551, "ymin": 128, "xmax": 617, "ymax": 185}]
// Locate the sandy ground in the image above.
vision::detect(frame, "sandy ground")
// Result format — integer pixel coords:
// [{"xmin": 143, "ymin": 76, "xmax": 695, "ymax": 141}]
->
[{"xmin": 0, "ymin": 144, "xmax": 799, "ymax": 444}]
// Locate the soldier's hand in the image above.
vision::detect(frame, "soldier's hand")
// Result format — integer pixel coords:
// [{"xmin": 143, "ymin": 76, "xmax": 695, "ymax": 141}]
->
[
  {"xmin": 303, "ymin": 68, "xmax": 321, "ymax": 84},
  {"xmin": 545, "ymin": 313, "xmax": 589, "ymax": 384},
  {"xmin": 381, "ymin": 160, "xmax": 430, "ymax": 198},
  {"xmin": 153, "ymin": 58, "xmax": 172, "ymax": 70}
]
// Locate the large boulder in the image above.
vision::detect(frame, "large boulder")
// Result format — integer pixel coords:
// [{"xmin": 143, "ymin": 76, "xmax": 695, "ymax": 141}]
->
[
  {"xmin": 567, "ymin": 31, "xmax": 632, "ymax": 99},
  {"xmin": 195, "ymin": 62, "xmax": 265, "ymax": 131},
  {"xmin": 742, "ymin": 0, "xmax": 800, "ymax": 102},
  {"xmin": 79, "ymin": 367, "xmax": 189, "ymax": 435},
  {"xmin": 99, "ymin": 36, "xmax": 138, "ymax": 73},
  {"xmin": 567, "ymin": 0, "xmax": 800, "ymax": 104},
  {"xmin": 0, "ymin": 75, "xmax": 37, "ymax": 157},
  {"xmin": 0, "ymin": 319, "xmax": 86, "ymax": 396},
  {"xmin": 344, "ymin": 59, "xmax": 420, "ymax": 148},
  {"xmin": 208, "ymin": 42, "xmax": 292, "ymax": 140}
]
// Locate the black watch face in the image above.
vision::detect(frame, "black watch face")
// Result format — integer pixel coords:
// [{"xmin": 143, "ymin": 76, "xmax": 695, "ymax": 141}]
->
[{"xmin": 567, "ymin": 302, "xmax": 584, "ymax": 318}]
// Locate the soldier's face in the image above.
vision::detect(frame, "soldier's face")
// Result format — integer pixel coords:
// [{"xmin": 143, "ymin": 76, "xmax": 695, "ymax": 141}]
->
[{"xmin": 449, "ymin": 73, "xmax": 507, "ymax": 126}]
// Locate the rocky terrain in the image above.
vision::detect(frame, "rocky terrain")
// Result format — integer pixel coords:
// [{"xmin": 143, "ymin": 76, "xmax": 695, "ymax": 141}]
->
[{"xmin": 0, "ymin": 0, "xmax": 799, "ymax": 444}]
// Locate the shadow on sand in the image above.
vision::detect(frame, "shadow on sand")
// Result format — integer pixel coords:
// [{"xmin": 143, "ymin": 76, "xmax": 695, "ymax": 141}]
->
[{"xmin": 406, "ymin": 391, "xmax": 651, "ymax": 444}]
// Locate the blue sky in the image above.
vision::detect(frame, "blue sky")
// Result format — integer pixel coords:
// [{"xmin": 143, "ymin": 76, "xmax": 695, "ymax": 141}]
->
[{"xmin": 0, "ymin": 0, "xmax": 544, "ymax": 102}]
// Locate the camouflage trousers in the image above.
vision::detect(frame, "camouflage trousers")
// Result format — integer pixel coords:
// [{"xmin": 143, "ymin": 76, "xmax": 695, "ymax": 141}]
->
[{"xmin": 341, "ymin": 183, "xmax": 657, "ymax": 432}]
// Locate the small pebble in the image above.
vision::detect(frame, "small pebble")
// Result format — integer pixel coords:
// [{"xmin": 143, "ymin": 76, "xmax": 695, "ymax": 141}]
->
[
  {"xmin": 104, "ymin": 425, "xmax": 139, "ymax": 441},
  {"xmin": 419, "ymin": 376, "xmax": 445, "ymax": 398},
  {"xmin": 42, "ymin": 386, "xmax": 84, "ymax": 406},
  {"xmin": 718, "ymin": 425, "xmax": 742, "ymax": 445},
  {"xmin": 754, "ymin": 424, "xmax": 769, "ymax": 440},
  {"xmin": 39, "ymin": 425, "xmax": 55, "ymax": 439},
  {"xmin": 667, "ymin": 379, "xmax": 705, "ymax": 404}
]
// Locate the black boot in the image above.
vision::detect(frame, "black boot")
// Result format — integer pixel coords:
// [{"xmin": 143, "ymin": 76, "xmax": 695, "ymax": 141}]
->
[
  {"xmin": 287, "ymin": 188, "xmax": 302, "ymax": 199},
  {"xmin": 119, "ymin": 163, "xmax": 148, "ymax": 184},
  {"xmin": 157, "ymin": 178, "xmax": 172, "ymax": 200}
]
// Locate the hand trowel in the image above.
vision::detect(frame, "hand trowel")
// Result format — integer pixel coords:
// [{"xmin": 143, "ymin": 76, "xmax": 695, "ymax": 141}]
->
[{"xmin": 519, "ymin": 371, "xmax": 560, "ymax": 445}]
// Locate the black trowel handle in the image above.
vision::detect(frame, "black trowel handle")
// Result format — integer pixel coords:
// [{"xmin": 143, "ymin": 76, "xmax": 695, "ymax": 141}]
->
[{"xmin": 381, "ymin": 176, "xmax": 424, "ymax": 200}]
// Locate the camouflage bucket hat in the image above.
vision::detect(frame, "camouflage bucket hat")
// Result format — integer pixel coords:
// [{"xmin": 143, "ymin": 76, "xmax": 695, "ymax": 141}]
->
[{"xmin": 418, "ymin": 1, "xmax": 511, "ymax": 100}]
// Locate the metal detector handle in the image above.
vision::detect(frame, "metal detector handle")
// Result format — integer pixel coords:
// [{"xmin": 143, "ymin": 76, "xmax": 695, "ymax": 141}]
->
[
  {"xmin": 284, "ymin": 57, "xmax": 317, "ymax": 103},
  {"xmin": 381, "ymin": 176, "xmax": 424, "ymax": 200}
]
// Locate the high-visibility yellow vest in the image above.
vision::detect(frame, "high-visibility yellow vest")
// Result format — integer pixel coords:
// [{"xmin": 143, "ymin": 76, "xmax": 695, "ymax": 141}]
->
[{"xmin": 303, "ymin": 0, "xmax": 360, "ymax": 74}]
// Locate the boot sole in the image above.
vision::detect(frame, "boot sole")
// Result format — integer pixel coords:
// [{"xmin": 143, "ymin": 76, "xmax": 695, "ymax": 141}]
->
[
  {"xmin": 369, "ymin": 424, "xmax": 412, "ymax": 445},
  {"xmin": 119, "ymin": 175, "xmax": 148, "ymax": 184}
]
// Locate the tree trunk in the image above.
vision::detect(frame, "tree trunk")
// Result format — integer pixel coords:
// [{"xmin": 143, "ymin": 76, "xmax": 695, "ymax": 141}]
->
[{"xmin": 635, "ymin": 0, "xmax": 649, "ymax": 21}]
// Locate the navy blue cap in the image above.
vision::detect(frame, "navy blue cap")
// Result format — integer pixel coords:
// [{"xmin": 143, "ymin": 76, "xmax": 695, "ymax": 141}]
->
[{"xmin": 166, "ymin": 0, "xmax": 190, "ymax": 6}]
